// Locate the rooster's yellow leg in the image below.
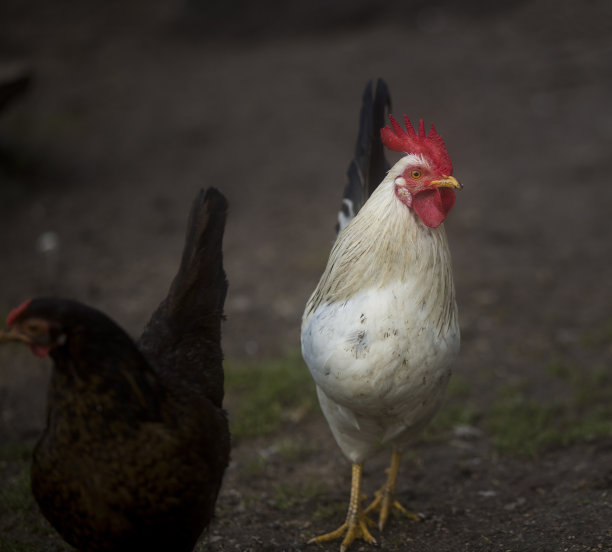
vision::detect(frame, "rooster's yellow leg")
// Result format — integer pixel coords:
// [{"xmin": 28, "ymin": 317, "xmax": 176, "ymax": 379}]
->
[
  {"xmin": 308, "ymin": 463, "xmax": 376, "ymax": 552},
  {"xmin": 364, "ymin": 450, "xmax": 420, "ymax": 530}
]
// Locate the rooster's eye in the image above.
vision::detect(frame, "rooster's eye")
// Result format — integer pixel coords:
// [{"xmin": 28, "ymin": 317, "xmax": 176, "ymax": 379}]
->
[{"xmin": 410, "ymin": 170, "xmax": 422, "ymax": 179}]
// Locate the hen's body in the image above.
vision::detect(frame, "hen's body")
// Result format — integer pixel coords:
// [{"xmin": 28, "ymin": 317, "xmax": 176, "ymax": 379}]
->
[
  {"xmin": 301, "ymin": 80, "xmax": 461, "ymax": 550},
  {"xmin": 4, "ymin": 188, "xmax": 230, "ymax": 552},
  {"xmin": 33, "ymin": 325, "xmax": 228, "ymax": 552}
]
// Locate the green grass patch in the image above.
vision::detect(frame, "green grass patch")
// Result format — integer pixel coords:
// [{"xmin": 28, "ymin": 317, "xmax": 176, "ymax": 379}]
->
[
  {"xmin": 273, "ymin": 438, "xmax": 316, "ymax": 461},
  {"xmin": 224, "ymin": 347, "xmax": 611, "ymax": 458},
  {"xmin": 425, "ymin": 375, "xmax": 478, "ymax": 441},
  {"xmin": 485, "ymin": 388, "xmax": 564, "ymax": 457},
  {"xmin": 0, "ymin": 539, "xmax": 38, "ymax": 552},
  {"xmin": 313, "ymin": 500, "xmax": 347, "ymax": 521},
  {"xmin": 547, "ymin": 359, "xmax": 612, "ymax": 409},
  {"xmin": 240, "ymin": 456, "xmax": 268, "ymax": 478},
  {"xmin": 423, "ymin": 360, "xmax": 612, "ymax": 457},
  {"xmin": 0, "ymin": 465, "xmax": 33, "ymax": 516},
  {"xmin": 0, "ymin": 533, "xmax": 71, "ymax": 552},
  {"xmin": 486, "ymin": 362, "xmax": 612, "ymax": 457},
  {"xmin": 224, "ymin": 349, "xmax": 317, "ymax": 439},
  {"xmin": 0, "ymin": 442, "xmax": 36, "ymax": 521},
  {"xmin": 0, "ymin": 442, "xmax": 33, "ymax": 464},
  {"xmin": 272, "ymin": 480, "xmax": 327, "ymax": 510}
]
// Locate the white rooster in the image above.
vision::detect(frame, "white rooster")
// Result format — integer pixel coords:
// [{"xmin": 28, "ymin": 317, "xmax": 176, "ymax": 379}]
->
[{"xmin": 301, "ymin": 79, "xmax": 462, "ymax": 551}]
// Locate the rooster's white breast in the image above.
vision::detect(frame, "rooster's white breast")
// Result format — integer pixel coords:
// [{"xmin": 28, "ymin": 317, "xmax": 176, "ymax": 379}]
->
[{"xmin": 301, "ymin": 281, "xmax": 459, "ymax": 463}]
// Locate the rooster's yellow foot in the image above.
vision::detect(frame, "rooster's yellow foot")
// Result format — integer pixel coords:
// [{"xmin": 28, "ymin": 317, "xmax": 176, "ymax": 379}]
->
[
  {"xmin": 308, "ymin": 464, "xmax": 376, "ymax": 552},
  {"xmin": 364, "ymin": 487, "xmax": 420, "ymax": 531},
  {"xmin": 364, "ymin": 450, "xmax": 420, "ymax": 530},
  {"xmin": 308, "ymin": 510, "xmax": 376, "ymax": 552}
]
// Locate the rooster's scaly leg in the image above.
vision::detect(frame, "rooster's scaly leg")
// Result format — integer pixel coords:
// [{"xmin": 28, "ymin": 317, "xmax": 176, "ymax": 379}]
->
[
  {"xmin": 308, "ymin": 463, "xmax": 376, "ymax": 552},
  {"xmin": 364, "ymin": 450, "xmax": 420, "ymax": 530}
]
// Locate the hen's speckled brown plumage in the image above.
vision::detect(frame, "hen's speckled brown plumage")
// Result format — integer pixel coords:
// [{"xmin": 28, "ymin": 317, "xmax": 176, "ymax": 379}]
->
[{"xmin": 3, "ymin": 188, "xmax": 230, "ymax": 552}]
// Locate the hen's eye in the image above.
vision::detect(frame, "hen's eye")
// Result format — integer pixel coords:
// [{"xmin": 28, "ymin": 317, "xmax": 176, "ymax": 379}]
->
[
  {"xmin": 25, "ymin": 321, "xmax": 44, "ymax": 335},
  {"xmin": 26, "ymin": 323, "xmax": 41, "ymax": 334},
  {"xmin": 410, "ymin": 170, "xmax": 422, "ymax": 179}
]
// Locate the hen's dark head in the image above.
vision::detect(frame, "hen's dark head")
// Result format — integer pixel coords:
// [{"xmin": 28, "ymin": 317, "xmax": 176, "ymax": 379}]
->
[
  {"xmin": 2, "ymin": 298, "xmax": 165, "ymax": 420},
  {"xmin": 1, "ymin": 298, "xmax": 135, "ymax": 361},
  {"xmin": 1, "ymin": 299, "xmax": 67, "ymax": 358}
]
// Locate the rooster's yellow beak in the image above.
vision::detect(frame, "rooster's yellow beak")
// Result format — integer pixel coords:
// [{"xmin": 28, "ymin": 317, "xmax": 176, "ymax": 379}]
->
[{"xmin": 429, "ymin": 175, "xmax": 462, "ymax": 190}]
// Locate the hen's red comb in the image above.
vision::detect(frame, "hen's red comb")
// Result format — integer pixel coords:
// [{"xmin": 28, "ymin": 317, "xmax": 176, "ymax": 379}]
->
[
  {"xmin": 6, "ymin": 299, "xmax": 32, "ymax": 326},
  {"xmin": 380, "ymin": 114, "xmax": 453, "ymax": 176}
]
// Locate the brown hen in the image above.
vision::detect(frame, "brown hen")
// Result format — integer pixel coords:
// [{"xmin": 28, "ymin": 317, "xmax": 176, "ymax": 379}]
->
[{"xmin": 0, "ymin": 187, "xmax": 230, "ymax": 552}]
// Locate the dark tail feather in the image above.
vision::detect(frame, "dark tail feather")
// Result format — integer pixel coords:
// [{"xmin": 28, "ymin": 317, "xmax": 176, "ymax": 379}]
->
[
  {"xmin": 166, "ymin": 187, "xmax": 228, "ymax": 323},
  {"xmin": 336, "ymin": 78, "xmax": 391, "ymax": 233},
  {"xmin": 138, "ymin": 188, "xmax": 228, "ymax": 405}
]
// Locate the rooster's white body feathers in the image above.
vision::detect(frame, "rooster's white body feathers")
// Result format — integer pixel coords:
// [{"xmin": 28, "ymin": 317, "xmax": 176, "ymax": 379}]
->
[{"xmin": 301, "ymin": 155, "xmax": 459, "ymax": 464}]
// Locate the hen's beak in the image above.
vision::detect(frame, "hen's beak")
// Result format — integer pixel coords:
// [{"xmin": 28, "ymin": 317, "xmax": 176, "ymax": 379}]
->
[
  {"xmin": 0, "ymin": 327, "xmax": 29, "ymax": 344},
  {"xmin": 429, "ymin": 175, "xmax": 463, "ymax": 190}
]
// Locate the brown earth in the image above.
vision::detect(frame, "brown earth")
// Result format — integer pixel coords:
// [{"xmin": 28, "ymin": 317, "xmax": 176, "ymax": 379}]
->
[{"xmin": 1, "ymin": 1, "xmax": 611, "ymax": 551}]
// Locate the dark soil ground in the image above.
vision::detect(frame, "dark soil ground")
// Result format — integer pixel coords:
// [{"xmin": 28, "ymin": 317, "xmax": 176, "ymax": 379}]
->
[{"xmin": 1, "ymin": 1, "xmax": 611, "ymax": 551}]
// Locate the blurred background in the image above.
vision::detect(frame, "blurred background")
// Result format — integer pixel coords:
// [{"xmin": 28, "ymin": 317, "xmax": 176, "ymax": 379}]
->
[{"xmin": 1, "ymin": 0, "xmax": 611, "ymax": 550}]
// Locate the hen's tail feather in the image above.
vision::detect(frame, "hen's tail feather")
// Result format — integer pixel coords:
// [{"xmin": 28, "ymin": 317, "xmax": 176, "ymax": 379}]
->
[
  {"xmin": 336, "ymin": 78, "xmax": 391, "ymax": 233},
  {"xmin": 166, "ymin": 187, "xmax": 228, "ymax": 324},
  {"xmin": 138, "ymin": 188, "xmax": 228, "ymax": 406}
]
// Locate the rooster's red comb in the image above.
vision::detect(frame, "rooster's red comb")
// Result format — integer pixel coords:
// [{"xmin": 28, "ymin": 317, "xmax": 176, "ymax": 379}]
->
[{"xmin": 380, "ymin": 114, "xmax": 453, "ymax": 176}]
